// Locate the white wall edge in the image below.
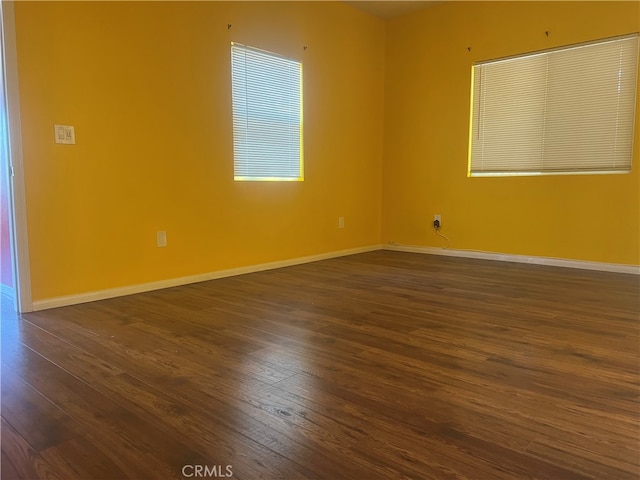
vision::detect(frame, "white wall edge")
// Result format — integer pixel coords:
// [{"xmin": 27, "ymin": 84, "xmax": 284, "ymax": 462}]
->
[
  {"xmin": 2, "ymin": 1, "xmax": 33, "ymax": 313},
  {"xmin": 31, "ymin": 244, "xmax": 383, "ymax": 311},
  {"xmin": 384, "ymin": 243, "xmax": 640, "ymax": 275}
]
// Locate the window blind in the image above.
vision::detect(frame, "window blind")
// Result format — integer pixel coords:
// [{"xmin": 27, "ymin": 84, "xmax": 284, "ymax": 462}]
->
[
  {"xmin": 470, "ymin": 34, "xmax": 639, "ymax": 176},
  {"xmin": 231, "ymin": 43, "xmax": 303, "ymax": 181}
]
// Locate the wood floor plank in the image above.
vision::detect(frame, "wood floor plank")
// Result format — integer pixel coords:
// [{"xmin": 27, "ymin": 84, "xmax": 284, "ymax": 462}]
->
[
  {"xmin": 1, "ymin": 369, "xmax": 84, "ymax": 452},
  {"xmin": 2, "ymin": 347, "xmax": 205, "ymax": 479},
  {"xmin": 0, "ymin": 418, "xmax": 65, "ymax": 480},
  {"xmin": 1, "ymin": 450, "xmax": 24, "ymax": 480},
  {"xmin": 266, "ymin": 374, "xmax": 511, "ymax": 480},
  {"xmin": 1, "ymin": 250, "xmax": 638, "ymax": 479},
  {"xmin": 39, "ymin": 436, "xmax": 135, "ymax": 480},
  {"xmin": 525, "ymin": 436, "xmax": 640, "ymax": 480}
]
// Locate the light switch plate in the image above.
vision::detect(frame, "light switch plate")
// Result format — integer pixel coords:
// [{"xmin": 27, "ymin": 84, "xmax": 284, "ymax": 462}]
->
[{"xmin": 54, "ymin": 125, "xmax": 75, "ymax": 144}]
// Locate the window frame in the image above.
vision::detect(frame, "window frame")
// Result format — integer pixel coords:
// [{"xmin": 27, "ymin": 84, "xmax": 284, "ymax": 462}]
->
[
  {"xmin": 230, "ymin": 42, "xmax": 304, "ymax": 182},
  {"xmin": 468, "ymin": 34, "xmax": 639, "ymax": 178}
]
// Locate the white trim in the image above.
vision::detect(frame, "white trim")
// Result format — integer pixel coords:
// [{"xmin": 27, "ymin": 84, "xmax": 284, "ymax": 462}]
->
[
  {"xmin": 384, "ymin": 243, "xmax": 640, "ymax": 275},
  {"xmin": 31, "ymin": 245, "xmax": 382, "ymax": 311},
  {"xmin": 29, "ymin": 241, "xmax": 639, "ymax": 310},
  {"xmin": 2, "ymin": 2, "xmax": 33, "ymax": 313}
]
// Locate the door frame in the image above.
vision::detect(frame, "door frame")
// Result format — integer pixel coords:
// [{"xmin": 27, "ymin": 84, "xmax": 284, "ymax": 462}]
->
[{"xmin": 2, "ymin": 1, "xmax": 32, "ymax": 313}]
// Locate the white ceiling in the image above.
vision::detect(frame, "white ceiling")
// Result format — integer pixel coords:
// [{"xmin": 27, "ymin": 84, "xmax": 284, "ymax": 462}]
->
[{"xmin": 344, "ymin": 1, "xmax": 437, "ymax": 20}]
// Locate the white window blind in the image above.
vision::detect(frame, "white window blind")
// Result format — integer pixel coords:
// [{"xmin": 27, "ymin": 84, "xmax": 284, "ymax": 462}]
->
[
  {"xmin": 470, "ymin": 34, "xmax": 639, "ymax": 176},
  {"xmin": 231, "ymin": 43, "xmax": 303, "ymax": 181}
]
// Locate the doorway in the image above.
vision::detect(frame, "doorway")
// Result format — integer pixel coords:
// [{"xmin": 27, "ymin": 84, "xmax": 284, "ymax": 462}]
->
[
  {"xmin": 0, "ymin": 3, "xmax": 15, "ymax": 311},
  {"xmin": 0, "ymin": 129, "xmax": 13, "ymax": 309},
  {"xmin": 1, "ymin": 2, "xmax": 32, "ymax": 314}
]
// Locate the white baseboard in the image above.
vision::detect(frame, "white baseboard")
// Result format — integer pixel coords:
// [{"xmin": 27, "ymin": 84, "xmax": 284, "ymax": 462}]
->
[
  {"xmin": 31, "ymin": 245, "xmax": 383, "ymax": 311},
  {"xmin": 384, "ymin": 243, "xmax": 640, "ymax": 275},
  {"xmin": 29, "ymin": 242, "xmax": 640, "ymax": 311}
]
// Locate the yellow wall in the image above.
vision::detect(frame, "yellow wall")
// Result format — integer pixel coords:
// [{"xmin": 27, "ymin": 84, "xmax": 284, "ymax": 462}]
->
[
  {"xmin": 12, "ymin": 1, "xmax": 640, "ymax": 302},
  {"xmin": 14, "ymin": 1, "xmax": 385, "ymax": 300},
  {"xmin": 383, "ymin": 1, "xmax": 640, "ymax": 265}
]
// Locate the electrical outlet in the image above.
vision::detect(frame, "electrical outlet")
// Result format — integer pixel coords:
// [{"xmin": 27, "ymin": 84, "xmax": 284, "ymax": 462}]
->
[
  {"xmin": 156, "ymin": 230, "xmax": 167, "ymax": 247},
  {"xmin": 434, "ymin": 214, "xmax": 442, "ymax": 229},
  {"xmin": 338, "ymin": 217, "xmax": 345, "ymax": 229}
]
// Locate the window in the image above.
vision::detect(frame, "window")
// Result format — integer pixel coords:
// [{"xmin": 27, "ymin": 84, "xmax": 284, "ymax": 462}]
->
[
  {"xmin": 231, "ymin": 43, "xmax": 303, "ymax": 181},
  {"xmin": 469, "ymin": 34, "xmax": 639, "ymax": 177}
]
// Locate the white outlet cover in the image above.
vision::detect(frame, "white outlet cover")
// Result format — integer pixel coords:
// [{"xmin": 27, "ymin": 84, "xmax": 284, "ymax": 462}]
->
[
  {"xmin": 156, "ymin": 230, "xmax": 167, "ymax": 247},
  {"xmin": 54, "ymin": 125, "xmax": 75, "ymax": 144}
]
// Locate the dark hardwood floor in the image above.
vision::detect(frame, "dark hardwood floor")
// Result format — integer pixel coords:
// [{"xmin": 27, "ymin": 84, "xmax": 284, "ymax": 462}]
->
[{"xmin": 1, "ymin": 251, "xmax": 639, "ymax": 479}]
